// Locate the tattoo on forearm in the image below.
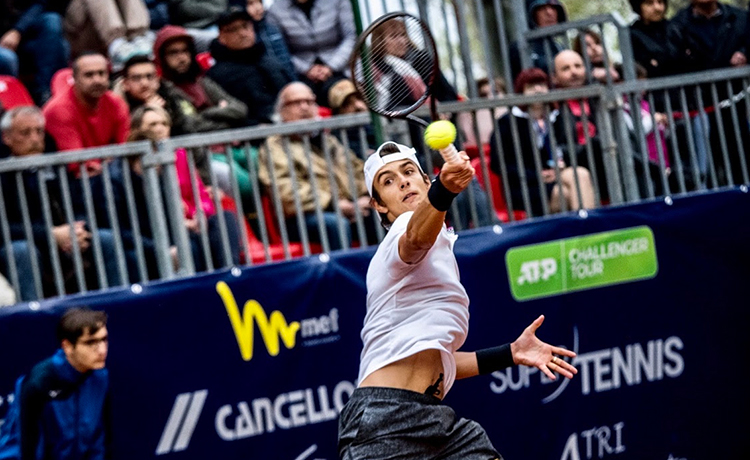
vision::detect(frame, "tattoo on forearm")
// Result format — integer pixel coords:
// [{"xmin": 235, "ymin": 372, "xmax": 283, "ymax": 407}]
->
[{"xmin": 424, "ymin": 373, "xmax": 444, "ymax": 397}]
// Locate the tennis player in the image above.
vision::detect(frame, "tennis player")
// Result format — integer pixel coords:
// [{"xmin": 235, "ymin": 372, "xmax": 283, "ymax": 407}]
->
[{"xmin": 337, "ymin": 141, "xmax": 578, "ymax": 459}]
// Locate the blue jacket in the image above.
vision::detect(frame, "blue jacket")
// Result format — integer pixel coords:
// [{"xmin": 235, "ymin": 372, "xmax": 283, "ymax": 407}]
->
[
  {"xmin": 254, "ymin": 17, "xmax": 297, "ymax": 83},
  {"xmin": 0, "ymin": 350, "xmax": 109, "ymax": 460}
]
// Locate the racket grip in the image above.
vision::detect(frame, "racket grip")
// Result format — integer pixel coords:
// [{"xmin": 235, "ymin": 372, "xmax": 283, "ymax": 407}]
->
[{"xmin": 439, "ymin": 144, "xmax": 461, "ymax": 165}]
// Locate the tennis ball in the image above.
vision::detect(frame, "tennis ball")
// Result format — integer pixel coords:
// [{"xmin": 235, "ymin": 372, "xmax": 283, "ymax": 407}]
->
[{"xmin": 424, "ymin": 120, "xmax": 457, "ymax": 150}]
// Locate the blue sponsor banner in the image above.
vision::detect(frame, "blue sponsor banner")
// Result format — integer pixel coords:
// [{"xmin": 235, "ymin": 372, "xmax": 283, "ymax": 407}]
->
[{"xmin": 0, "ymin": 189, "xmax": 748, "ymax": 459}]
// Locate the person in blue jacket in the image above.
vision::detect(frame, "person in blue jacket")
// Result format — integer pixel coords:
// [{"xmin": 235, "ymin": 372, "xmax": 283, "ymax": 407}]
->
[{"xmin": 0, "ymin": 307, "xmax": 110, "ymax": 460}]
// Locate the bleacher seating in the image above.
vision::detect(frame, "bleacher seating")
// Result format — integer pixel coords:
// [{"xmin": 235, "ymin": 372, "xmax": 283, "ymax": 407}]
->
[
  {"xmin": 0, "ymin": 76, "xmax": 34, "ymax": 110},
  {"xmin": 50, "ymin": 68, "xmax": 74, "ymax": 98},
  {"xmin": 470, "ymin": 157, "xmax": 527, "ymax": 223}
]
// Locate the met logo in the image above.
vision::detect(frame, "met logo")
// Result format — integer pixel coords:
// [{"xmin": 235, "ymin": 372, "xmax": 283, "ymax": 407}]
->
[
  {"xmin": 216, "ymin": 282, "xmax": 340, "ymax": 362},
  {"xmin": 517, "ymin": 258, "xmax": 558, "ymax": 285},
  {"xmin": 216, "ymin": 281, "xmax": 300, "ymax": 361}
]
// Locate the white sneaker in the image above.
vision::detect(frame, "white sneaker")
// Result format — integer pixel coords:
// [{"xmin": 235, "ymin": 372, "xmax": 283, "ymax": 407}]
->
[
  {"xmin": 110, "ymin": 40, "xmax": 138, "ymax": 72},
  {"xmin": 132, "ymin": 31, "xmax": 155, "ymax": 59}
]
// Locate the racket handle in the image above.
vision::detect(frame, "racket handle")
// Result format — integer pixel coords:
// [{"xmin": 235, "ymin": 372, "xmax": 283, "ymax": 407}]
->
[{"xmin": 439, "ymin": 144, "xmax": 461, "ymax": 165}]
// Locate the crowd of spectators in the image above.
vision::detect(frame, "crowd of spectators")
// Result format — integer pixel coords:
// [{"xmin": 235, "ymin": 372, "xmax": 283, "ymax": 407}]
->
[
  {"xmin": 487, "ymin": 0, "xmax": 750, "ymax": 211},
  {"xmin": 1, "ymin": 0, "xmax": 750, "ymax": 303}
]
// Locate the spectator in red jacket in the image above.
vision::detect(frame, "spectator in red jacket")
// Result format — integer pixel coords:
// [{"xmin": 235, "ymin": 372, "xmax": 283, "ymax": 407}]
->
[{"xmin": 43, "ymin": 52, "xmax": 130, "ymax": 177}]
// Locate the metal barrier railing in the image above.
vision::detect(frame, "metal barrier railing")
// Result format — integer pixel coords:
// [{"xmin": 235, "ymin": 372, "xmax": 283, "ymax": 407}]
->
[
  {"xmin": 2, "ymin": 2, "xmax": 750, "ymax": 305},
  {"xmin": 0, "ymin": 141, "xmax": 155, "ymax": 302},
  {"xmin": 3, "ymin": 62, "xmax": 748, "ymax": 306}
]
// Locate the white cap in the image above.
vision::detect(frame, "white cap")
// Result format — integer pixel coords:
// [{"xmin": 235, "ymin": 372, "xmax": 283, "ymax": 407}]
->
[{"xmin": 364, "ymin": 142, "xmax": 425, "ymax": 197}]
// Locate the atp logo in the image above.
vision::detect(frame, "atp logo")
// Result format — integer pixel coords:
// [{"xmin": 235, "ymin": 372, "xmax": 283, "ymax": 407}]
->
[
  {"xmin": 517, "ymin": 258, "xmax": 558, "ymax": 285},
  {"xmin": 216, "ymin": 282, "xmax": 340, "ymax": 362}
]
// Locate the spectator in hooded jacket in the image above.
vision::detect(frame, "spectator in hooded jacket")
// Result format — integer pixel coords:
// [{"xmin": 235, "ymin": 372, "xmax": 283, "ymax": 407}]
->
[
  {"xmin": 267, "ymin": 0, "xmax": 355, "ymax": 106},
  {"xmin": 207, "ymin": 7, "xmax": 292, "ymax": 127},
  {"xmin": 166, "ymin": 0, "xmax": 223, "ymax": 52},
  {"xmin": 509, "ymin": 0, "xmax": 569, "ymax": 85},
  {"xmin": 0, "ymin": 0, "xmax": 69, "ymax": 104},
  {"xmin": 165, "ymin": 0, "xmax": 246, "ymax": 52},
  {"xmin": 154, "ymin": 25, "xmax": 248, "ymax": 129},
  {"xmin": 155, "ymin": 24, "xmax": 258, "ymax": 207}
]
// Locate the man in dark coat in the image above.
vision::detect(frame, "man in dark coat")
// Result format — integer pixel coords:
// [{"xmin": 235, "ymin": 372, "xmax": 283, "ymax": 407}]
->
[
  {"xmin": 666, "ymin": 0, "xmax": 750, "ymax": 186},
  {"xmin": 629, "ymin": 0, "xmax": 673, "ymax": 80},
  {"xmin": 667, "ymin": 0, "xmax": 748, "ymax": 74},
  {"xmin": 206, "ymin": 7, "xmax": 292, "ymax": 126}
]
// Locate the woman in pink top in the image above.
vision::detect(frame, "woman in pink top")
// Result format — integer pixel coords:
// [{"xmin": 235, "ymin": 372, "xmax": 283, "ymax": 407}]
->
[{"xmin": 131, "ymin": 105, "xmax": 240, "ymax": 271}]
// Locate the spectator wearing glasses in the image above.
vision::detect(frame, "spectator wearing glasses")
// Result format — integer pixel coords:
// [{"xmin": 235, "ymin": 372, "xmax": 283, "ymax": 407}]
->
[
  {"xmin": 259, "ymin": 82, "xmax": 372, "ymax": 251},
  {"xmin": 118, "ymin": 54, "xmax": 239, "ymax": 188},
  {"xmin": 119, "ymin": 54, "xmax": 228, "ymax": 136},
  {"xmin": 1, "ymin": 106, "xmax": 133, "ymax": 300}
]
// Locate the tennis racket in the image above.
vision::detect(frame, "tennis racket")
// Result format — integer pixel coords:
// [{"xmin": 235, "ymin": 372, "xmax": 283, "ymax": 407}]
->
[{"xmin": 349, "ymin": 12, "xmax": 461, "ymax": 165}]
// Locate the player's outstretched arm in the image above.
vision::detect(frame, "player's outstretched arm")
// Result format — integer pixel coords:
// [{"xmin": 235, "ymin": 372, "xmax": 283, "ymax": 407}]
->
[
  {"xmin": 399, "ymin": 152, "xmax": 474, "ymax": 264},
  {"xmin": 454, "ymin": 315, "xmax": 577, "ymax": 380}
]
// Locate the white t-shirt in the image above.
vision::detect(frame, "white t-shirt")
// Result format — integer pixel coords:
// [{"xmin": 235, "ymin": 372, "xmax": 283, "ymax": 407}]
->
[{"xmin": 358, "ymin": 211, "xmax": 470, "ymax": 395}]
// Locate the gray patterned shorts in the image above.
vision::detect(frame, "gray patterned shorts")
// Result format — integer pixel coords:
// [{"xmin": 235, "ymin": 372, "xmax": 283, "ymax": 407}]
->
[{"xmin": 338, "ymin": 387, "xmax": 503, "ymax": 460}]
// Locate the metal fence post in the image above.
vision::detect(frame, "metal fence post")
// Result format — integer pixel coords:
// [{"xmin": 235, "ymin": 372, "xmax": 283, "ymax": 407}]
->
[{"xmin": 142, "ymin": 145, "xmax": 177, "ymax": 280}]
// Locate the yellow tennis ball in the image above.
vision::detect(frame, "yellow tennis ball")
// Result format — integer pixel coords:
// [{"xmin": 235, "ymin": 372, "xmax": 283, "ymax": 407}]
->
[{"xmin": 424, "ymin": 120, "xmax": 457, "ymax": 150}]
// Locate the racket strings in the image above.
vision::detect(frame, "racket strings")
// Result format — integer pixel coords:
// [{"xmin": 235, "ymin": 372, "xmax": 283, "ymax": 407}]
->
[{"xmin": 352, "ymin": 15, "xmax": 437, "ymax": 117}]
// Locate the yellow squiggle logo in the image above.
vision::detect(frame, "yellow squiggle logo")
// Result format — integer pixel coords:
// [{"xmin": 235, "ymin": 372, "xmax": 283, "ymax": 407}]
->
[{"xmin": 216, "ymin": 281, "xmax": 300, "ymax": 361}]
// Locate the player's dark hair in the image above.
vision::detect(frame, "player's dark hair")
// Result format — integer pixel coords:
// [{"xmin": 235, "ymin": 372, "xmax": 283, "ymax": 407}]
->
[{"xmin": 57, "ymin": 307, "xmax": 108, "ymax": 345}]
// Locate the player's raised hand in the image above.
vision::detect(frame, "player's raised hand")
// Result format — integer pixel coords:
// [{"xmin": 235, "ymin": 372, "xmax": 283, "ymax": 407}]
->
[{"xmin": 439, "ymin": 151, "xmax": 474, "ymax": 194}]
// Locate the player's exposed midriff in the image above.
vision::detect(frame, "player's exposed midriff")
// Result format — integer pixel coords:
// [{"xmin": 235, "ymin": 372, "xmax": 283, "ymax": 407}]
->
[{"xmin": 358, "ymin": 349, "xmax": 445, "ymax": 398}]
